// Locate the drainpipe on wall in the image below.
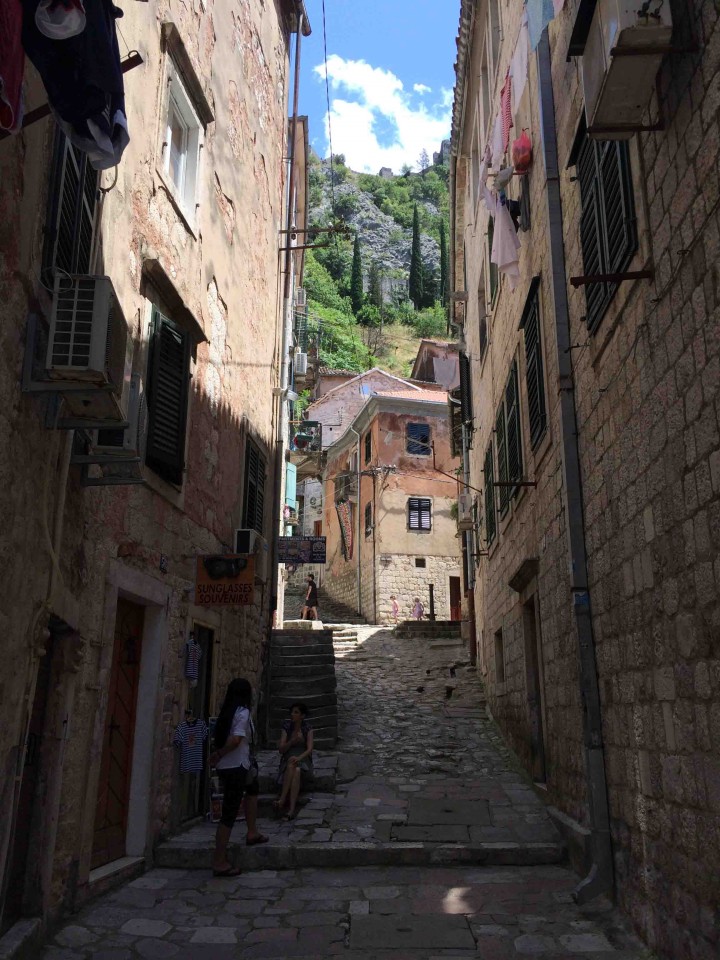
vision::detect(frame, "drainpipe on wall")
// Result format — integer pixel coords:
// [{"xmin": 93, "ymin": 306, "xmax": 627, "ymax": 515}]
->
[
  {"xmin": 268, "ymin": 4, "xmax": 304, "ymax": 641},
  {"xmin": 348, "ymin": 426, "xmax": 362, "ymax": 615},
  {"xmin": 536, "ymin": 29, "xmax": 613, "ymax": 903},
  {"xmin": 371, "ymin": 471, "xmax": 377, "ymax": 625}
]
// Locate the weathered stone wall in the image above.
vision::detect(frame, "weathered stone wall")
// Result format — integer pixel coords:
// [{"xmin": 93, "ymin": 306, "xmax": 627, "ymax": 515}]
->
[
  {"xmin": 0, "ymin": 0, "xmax": 292, "ymax": 926},
  {"xmin": 455, "ymin": 1, "xmax": 720, "ymax": 957},
  {"xmin": 377, "ymin": 554, "xmax": 461, "ymax": 623}
]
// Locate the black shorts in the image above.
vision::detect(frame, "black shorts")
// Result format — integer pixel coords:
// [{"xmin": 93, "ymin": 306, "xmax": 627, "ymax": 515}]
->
[{"xmin": 218, "ymin": 766, "xmax": 259, "ymax": 827}]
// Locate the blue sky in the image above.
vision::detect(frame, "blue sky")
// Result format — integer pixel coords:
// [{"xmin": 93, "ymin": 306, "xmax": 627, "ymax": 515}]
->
[{"xmin": 299, "ymin": 0, "xmax": 457, "ymax": 173}]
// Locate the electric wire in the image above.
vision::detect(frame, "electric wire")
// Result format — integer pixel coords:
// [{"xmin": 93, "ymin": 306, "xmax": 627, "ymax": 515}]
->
[{"xmin": 321, "ymin": 0, "xmax": 337, "ymax": 219}]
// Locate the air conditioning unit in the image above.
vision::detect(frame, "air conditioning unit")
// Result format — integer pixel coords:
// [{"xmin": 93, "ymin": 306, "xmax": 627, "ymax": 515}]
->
[
  {"xmin": 295, "ymin": 288, "xmax": 307, "ymax": 308},
  {"xmin": 92, "ymin": 374, "xmax": 146, "ymax": 458},
  {"xmin": 457, "ymin": 492, "xmax": 474, "ymax": 531},
  {"xmin": 294, "ymin": 351, "xmax": 308, "ymax": 376},
  {"xmin": 582, "ymin": 0, "xmax": 673, "ymax": 139},
  {"xmin": 46, "ymin": 274, "xmax": 132, "ymax": 422},
  {"xmin": 235, "ymin": 528, "xmax": 259, "ymax": 554}
]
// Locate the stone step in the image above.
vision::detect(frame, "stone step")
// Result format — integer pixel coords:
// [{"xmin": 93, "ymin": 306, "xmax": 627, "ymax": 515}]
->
[
  {"xmin": 270, "ymin": 644, "xmax": 335, "ymax": 659},
  {"xmin": 268, "ymin": 705, "xmax": 338, "ymax": 723},
  {"xmin": 154, "ymin": 837, "xmax": 566, "ymax": 871},
  {"xmin": 269, "ymin": 676, "xmax": 337, "ymax": 695},
  {"xmin": 270, "ymin": 692, "xmax": 337, "ymax": 710},
  {"xmin": 271, "ymin": 632, "xmax": 335, "ymax": 646},
  {"xmin": 270, "ymin": 663, "xmax": 337, "ymax": 679}
]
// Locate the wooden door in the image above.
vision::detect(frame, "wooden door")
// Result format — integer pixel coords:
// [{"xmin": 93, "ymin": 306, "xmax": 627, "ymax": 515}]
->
[
  {"xmin": 2, "ymin": 640, "xmax": 54, "ymax": 932},
  {"xmin": 449, "ymin": 576, "xmax": 462, "ymax": 621},
  {"xmin": 92, "ymin": 598, "xmax": 144, "ymax": 868},
  {"xmin": 523, "ymin": 596, "xmax": 546, "ymax": 783}
]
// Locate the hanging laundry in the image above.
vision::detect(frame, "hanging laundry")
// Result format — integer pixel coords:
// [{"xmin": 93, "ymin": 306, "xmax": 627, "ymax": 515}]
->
[
  {"xmin": 553, "ymin": 0, "xmax": 566, "ymax": 15},
  {"xmin": 482, "ymin": 174, "xmax": 521, "ymax": 291},
  {"xmin": 500, "ymin": 74, "xmax": 513, "ymax": 153},
  {"xmin": 510, "ymin": 11, "xmax": 529, "ymax": 115},
  {"xmin": 512, "ymin": 130, "xmax": 533, "ymax": 174},
  {"xmin": 35, "ymin": 0, "xmax": 86, "ymax": 40},
  {"xmin": 21, "ymin": 0, "xmax": 130, "ymax": 169},
  {"xmin": 173, "ymin": 717, "xmax": 208, "ymax": 773},
  {"xmin": 0, "ymin": 0, "xmax": 25, "ymax": 134},
  {"xmin": 185, "ymin": 634, "xmax": 202, "ymax": 687},
  {"xmin": 526, "ymin": 0, "xmax": 555, "ymax": 50}
]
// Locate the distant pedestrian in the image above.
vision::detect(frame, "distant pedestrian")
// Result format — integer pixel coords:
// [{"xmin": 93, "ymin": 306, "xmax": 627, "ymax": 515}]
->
[
  {"xmin": 412, "ymin": 597, "xmax": 425, "ymax": 620},
  {"xmin": 390, "ymin": 595, "xmax": 399, "ymax": 624},
  {"xmin": 301, "ymin": 574, "xmax": 319, "ymax": 620},
  {"xmin": 209, "ymin": 678, "xmax": 267, "ymax": 876}
]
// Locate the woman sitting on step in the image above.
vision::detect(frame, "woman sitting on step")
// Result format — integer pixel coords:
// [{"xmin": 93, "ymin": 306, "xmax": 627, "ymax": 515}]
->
[{"xmin": 274, "ymin": 702, "xmax": 314, "ymax": 820}]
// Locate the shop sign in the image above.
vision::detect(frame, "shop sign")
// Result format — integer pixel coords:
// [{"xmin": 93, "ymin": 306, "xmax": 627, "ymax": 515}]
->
[
  {"xmin": 277, "ymin": 536, "xmax": 326, "ymax": 564},
  {"xmin": 194, "ymin": 555, "xmax": 255, "ymax": 605}
]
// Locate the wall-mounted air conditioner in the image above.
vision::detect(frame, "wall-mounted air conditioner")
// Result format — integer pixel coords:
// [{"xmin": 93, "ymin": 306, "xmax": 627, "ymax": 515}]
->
[
  {"xmin": 92, "ymin": 374, "xmax": 146, "ymax": 458},
  {"xmin": 457, "ymin": 492, "xmax": 474, "ymax": 531},
  {"xmin": 46, "ymin": 274, "xmax": 132, "ymax": 422},
  {"xmin": 294, "ymin": 351, "xmax": 308, "ymax": 376},
  {"xmin": 235, "ymin": 528, "xmax": 259, "ymax": 554},
  {"xmin": 582, "ymin": 0, "xmax": 673, "ymax": 139},
  {"xmin": 295, "ymin": 288, "xmax": 307, "ymax": 308},
  {"xmin": 234, "ymin": 529, "xmax": 269, "ymax": 582}
]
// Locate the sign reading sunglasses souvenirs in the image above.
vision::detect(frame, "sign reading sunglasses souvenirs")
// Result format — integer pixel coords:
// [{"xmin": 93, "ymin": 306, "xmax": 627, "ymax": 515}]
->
[
  {"xmin": 195, "ymin": 555, "xmax": 255, "ymax": 605},
  {"xmin": 277, "ymin": 536, "xmax": 327, "ymax": 565}
]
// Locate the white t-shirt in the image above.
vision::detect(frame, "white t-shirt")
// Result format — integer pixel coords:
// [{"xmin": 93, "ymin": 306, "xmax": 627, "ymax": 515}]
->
[{"xmin": 215, "ymin": 707, "xmax": 252, "ymax": 770}]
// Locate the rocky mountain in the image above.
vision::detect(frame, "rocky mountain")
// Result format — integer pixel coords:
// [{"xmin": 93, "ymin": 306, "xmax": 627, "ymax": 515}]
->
[{"xmin": 308, "ymin": 155, "xmax": 449, "ymax": 300}]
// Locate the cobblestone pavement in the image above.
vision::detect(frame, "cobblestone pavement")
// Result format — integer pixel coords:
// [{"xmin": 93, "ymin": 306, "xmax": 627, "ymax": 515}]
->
[
  {"xmin": 40, "ymin": 865, "xmax": 650, "ymax": 959},
  {"xmin": 36, "ymin": 627, "xmax": 652, "ymax": 958}
]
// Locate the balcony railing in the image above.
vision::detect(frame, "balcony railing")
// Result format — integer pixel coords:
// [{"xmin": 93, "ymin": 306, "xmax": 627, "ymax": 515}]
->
[{"xmin": 334, "ymin": 471, "xmax": 358, "ymax": 502}]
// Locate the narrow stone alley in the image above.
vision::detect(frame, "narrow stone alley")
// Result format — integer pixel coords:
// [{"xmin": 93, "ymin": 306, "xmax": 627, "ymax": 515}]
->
[{"xmin": 36, "ymin": 627, "xmax": 650, "ymax": 959}]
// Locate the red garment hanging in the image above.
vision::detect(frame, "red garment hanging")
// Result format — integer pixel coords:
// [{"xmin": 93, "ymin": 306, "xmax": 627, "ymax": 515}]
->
[{"xmin": 500, "ymin": 74, "xmax": 513, "ymax": 153}]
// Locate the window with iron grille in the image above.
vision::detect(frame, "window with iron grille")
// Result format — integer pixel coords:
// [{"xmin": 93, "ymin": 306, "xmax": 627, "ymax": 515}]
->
[
  {"xmin": 576, "ymin": 131, "xmax": 637, "ymax": 332},
  {"xmin": 449, "ymin": 387, "xmax": 463, "ymax": 457},
  {"xmin": 364, "ymin": 501, "xmax": 372, "ymax": 536},
  {"xmin": 364, "ymin": 431, "xmax": 371, "ymax": 463},
  {"xmin": 496, "ymin": 360, "xmax": 523, "ymax": 519},
  {"xmin": 484, "ymin": 443, "xmax": 496, "ymax": 547},
  {"xmin": 520, "ymin": 280, "xmax": 547, "ymax": 450},
  {"xmin": 243, "ymin": 437, "xmax": 267, "ymax": 534},
  {"xmin": 406, "ymin": 422, "xmax": 431, "ymax": 455},
  {"xmin": 408, "ymin": 497, "xmax": 432, "ymax": 531},
  {"xmin": 42, "ymin": 130, "xmax": 98, "ymax": 283},
  {"xmin": 145, "ymin": 308, "xmax": 191, "ymax": 485},
  {"xmin": 478, "ymin": 269, "xmax": 489, "ymax": 359}
]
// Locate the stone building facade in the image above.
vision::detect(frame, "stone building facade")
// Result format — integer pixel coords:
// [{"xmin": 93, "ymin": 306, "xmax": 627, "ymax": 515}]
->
[
  {"xmin": 322, "ymin": 388, "xmax": 462, "ymax": 624},
  {"xmin": 450, "ymin": 1, "xmax": 719, "ymax": 957},
  {"xmin": 0, "ymin": 0, "xmax": 308, "ymax": 937}
]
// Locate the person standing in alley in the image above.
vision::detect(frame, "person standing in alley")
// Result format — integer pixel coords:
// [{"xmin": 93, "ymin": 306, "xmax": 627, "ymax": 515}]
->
[
  {"xmin": 209, "ymin": 678, "xmax": 267, "ymax": 876},
  {"xmin": 301, "ymin": 573, "xmax": 319, "ymax": 620},
  {"xmin": 412, "ymin": 597, "xmax": 425, "ymax": 621},
  {"xmin": 390, "ymin": 595, "xmax": 399, "ymax": 624}
]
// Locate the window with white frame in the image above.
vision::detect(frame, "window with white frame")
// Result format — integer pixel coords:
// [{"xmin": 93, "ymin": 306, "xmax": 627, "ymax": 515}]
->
[{"xmin": 163, "ymin": 62, "xmax": 202, "ymax": 221}]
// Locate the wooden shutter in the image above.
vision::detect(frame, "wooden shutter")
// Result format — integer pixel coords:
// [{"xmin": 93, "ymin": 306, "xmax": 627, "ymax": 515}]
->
[
  {"xmin": 406, "ymin": 423, "xmax": 430, "ymax": 455},
  {"xmin": 459, "ymin": 353, "xmax": 473, "ymax": 429},
  {"xmin": 488, "ymin": 219, "xmax": 498, "ymax": 301},
  {"xmin": 522, "ymin": 292, "xmax": 547, "ymax": 449},
  {"xmin": 364, "ymin": 431, "xmax": 371, "ymax": 463},
  {"xmin": 244, "ymin": 439, "xmax": 266, "ymax": 534},
  {"xmin": 506, "ymin": 361, "xmax": 523, "ymax": 492},
  {"xmin": 495, "ymin": 405, "xmax": 509, "ymax": 517},
  {"xmin": 479, "ymin": 311, "xmax": 488, "ymax": 358},
  {"xmin": 408, "ymin": 497, "xmax": 431, "ymax": 531},
  {"xmin": 577, "ymin": 136, "xmax": 607, "ymax": 330},
  {"xmin": 43, "ymin": 132, "xmax": 98, "ymax": 282},
  {"xmin": 449, "ymin": 388, "xmax": 463, "ymax": 457},
  {"xmin": 483, "ymin": 444, "xmax": 496, "ymax": 546},
  {"xmin": 577, "ymin": 134, "xmax": 637, "ymax": 332},
  {"xmin": 364, "ymin": 502, "xmax": 372, "ymax": 535},
  {"xmin": 145, "ymin": 310, "xmax": 191, "ymax": 485}
]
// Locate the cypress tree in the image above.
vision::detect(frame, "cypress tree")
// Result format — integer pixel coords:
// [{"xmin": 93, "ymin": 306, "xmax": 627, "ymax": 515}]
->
[
  {"xmin": 409, "ymin": 205, "xmax": 424, "ymax": 310},
  {"xmin": 368, "ymin": 260, "xmax": 383, "ymax": 308},
  {"xmin": 350, "ymin": 235, "xmax": 364, "ymax": 315},
  {"xmin": 439, "ymin": 218, "xmax": 448, "ymax": 307}
]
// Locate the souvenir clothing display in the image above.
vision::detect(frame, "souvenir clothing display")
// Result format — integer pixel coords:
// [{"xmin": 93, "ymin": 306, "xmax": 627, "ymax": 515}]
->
[{"xmin": 173, "ymin": 717, "xmax": 208, "ymax": 773}]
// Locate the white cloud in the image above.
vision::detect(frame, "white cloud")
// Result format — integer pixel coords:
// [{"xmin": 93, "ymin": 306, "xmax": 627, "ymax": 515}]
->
[
  {"xmin": 413, "ymin": 83, "xmax": 432, "ymax": 95},
  {"xmin": 313, "ymin": 55, "xmax": 451, "ymax": 173}
]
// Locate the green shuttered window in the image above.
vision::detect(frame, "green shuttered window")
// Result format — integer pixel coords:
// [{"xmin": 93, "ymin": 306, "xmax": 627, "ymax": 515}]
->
[
  {"xmin": 521, "ymin": 285, "xmax": 547, "ymax": 450},
  {"xmin": 43, "ymin": 130, "xmax": 98, "ymax": 282},
  {"xmin": 244, "ymin": 438, "xmax": 266, "ymax": 534},
  {"xmin": 145, "ymin": 309, "xmax": 191, "ymax": 485},
  {"xmin": 577, "ymin": 135, "xmax": 637, "ymax": 332},
  {"xmin": 484, "ymin": 444, "xmax": 496, "ymax": 547},
  {"xmin": 459, "ymin": 352, "xmax": 474, "ymax": 438},
  {"xmin": 496, "ymin": 360, "xmax": 523, "ymax": 520}
]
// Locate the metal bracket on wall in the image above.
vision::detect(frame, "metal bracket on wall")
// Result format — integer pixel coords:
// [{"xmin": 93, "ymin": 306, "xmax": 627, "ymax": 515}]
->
[
  {"xmin": 569, "ymin": 269, "xmax": 654, "ymax": 288},
  {"xmin": 492, "ymin": 481, "xmax": 537, "ymax": 488}
]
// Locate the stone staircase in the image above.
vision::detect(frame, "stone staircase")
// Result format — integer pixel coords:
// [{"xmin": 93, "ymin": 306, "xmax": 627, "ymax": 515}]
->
[
  {"xmin": 394, "ymin": 619, "xmax": 463, "ymax": 645},
  {"xmin": 316, "ymin": 589, "xmax": 367, "ymax": 625},
  {"xmin": 266, "ymin": 627, "xmax": 338, "ymax": 750}
]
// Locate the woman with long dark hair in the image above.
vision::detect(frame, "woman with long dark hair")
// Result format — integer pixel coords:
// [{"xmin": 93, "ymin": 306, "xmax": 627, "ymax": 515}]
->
[{"xmin": 209, "ymin": 678, "xmax": 267, "ymax": 876}]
